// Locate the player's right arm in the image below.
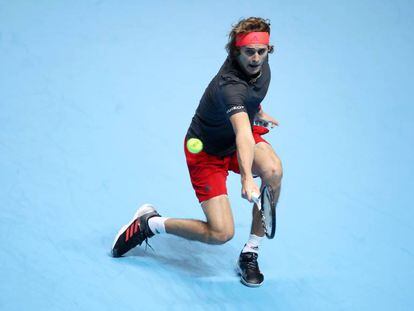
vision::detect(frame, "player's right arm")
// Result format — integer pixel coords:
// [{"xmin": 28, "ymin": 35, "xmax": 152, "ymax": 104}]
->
[
  {"xmin": 219, "ymin": 79, "xmax": 260, "ymax": 201},
  {"xmin": 229, "ymin": 112, "xmax": 260, "ymax": 202}
]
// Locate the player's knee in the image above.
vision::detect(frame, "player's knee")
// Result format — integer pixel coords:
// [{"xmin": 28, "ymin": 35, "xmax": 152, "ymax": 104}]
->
[
  {"xmin": 209, "ymin": 229, "xmax": 234, "ymax": 245},
  {"xmin": 272, "ymin": 162, "xmax": 283, "ymax": 182},
  {"xmin": 263, "ymin": 160, "xmax": 283, "ymax": 184}
]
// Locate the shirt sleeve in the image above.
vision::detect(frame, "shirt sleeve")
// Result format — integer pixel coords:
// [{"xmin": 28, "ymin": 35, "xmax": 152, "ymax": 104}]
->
[{"xmin": 218, "ymin": 81, "xmax": 248, "ymax": 118}]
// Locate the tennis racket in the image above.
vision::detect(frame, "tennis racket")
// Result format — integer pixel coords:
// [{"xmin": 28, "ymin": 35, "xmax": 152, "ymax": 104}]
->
[
  {"xmin": 253, "ymin": 118, "xmax": 277, "ymax": 129},
  {"xmin": 252, "ymin": 185, "xmax": 276, "ymax": 239}
]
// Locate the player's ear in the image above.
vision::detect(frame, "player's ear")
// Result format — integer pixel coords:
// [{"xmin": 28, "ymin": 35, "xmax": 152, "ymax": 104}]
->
[
  {"xmin": 268, "ymin": 45, "xmax": 274, "ymax": 54},
  {"xmin": 231, "ymin": 47, "xmax": 241, "ymax": 59}
]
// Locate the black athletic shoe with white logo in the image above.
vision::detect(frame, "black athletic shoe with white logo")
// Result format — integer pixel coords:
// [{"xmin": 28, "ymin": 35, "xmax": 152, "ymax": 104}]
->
[
  {"xmin": 111, "ymin": 204, "xmax": 160, "ymax": 257},
  {"xmin": 237, "ymin": 251, "xmax": 264, "ymax": 287}
]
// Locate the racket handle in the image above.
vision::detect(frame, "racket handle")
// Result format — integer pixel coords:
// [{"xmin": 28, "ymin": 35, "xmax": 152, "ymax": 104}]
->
[{"xmin": 251, "ymin": 192, "xmax": 261, "ymax": 210}]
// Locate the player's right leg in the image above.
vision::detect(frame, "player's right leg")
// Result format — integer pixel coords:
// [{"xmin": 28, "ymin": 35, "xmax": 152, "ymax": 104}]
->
[
  {"xmin": 111, "ymin": 139, "xmax": 235, "ymax": 256},
  {"xmin": 163, "ymin": 194, "xmax": 234, "ymax": 244},
  {"xmin": 164, "ymin": 137, "xmax": 235, "ymax": 244},
  {"xmin": 111, "ymin": 194, "xmax": 234, "ymax": 257}
]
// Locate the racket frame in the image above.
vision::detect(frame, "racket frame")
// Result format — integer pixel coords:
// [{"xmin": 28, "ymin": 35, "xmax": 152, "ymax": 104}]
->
[{"xmin": 252, "ymin": 185, "xmax": 276, "ymax": 239}]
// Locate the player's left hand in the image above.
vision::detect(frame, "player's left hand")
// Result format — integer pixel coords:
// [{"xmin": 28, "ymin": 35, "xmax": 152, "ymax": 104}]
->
[{"xmin": 254, "ymin": 111, "xmax": 279, "ymax": 128}]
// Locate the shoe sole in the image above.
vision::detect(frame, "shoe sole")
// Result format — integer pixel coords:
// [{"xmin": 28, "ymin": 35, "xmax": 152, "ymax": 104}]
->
[
  {"xmin": 111, "ymin": 204, "xmax": 156, "ymax": 256},
  {"xmin": 236, "ymin": 263, "xmax": 264, "ymax": 288}
]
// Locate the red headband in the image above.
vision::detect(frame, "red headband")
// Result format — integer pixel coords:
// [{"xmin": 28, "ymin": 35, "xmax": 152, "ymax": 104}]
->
[{"xmin": 235, "ymin": 32, "xmax": 270, "ymax": 47}]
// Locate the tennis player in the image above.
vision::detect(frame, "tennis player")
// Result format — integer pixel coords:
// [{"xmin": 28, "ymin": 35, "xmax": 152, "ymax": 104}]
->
[{"xmin": 112, "ymin": 17, "xmax": 283, "ymax": 287}]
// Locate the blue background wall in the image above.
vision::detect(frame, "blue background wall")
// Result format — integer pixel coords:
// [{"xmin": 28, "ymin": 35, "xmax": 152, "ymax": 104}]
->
[{"xmin": 1, "ymin": 1, "xmax": 413, "ymax": 310}]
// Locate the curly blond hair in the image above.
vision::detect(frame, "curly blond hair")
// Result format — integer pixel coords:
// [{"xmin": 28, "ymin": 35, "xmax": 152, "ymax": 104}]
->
[{"xmin": 226, "ymin": 17, "xmax": 274, "ymax": 58}]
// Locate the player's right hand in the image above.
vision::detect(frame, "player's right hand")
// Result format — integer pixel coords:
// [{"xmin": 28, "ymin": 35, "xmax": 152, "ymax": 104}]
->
[{"xmin": 241, "ymin": 176, "xmax": 260, "ymax": 203}]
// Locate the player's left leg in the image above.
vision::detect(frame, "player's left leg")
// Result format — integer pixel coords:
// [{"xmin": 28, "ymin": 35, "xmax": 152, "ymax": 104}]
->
[
  {"xmin": 251, "ymin": 141, "xmax": 283, "ymax": 236},
  {"xmin": 238, "ymin": 141, "xmax": 283, "ymax": 287}
]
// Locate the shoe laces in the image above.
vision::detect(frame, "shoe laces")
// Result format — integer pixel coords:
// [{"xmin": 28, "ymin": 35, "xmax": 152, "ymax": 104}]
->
[
  {"xmin": 243, "ymin": 253, "xmax": 259, "ymax": 269},
  {"xmin": 142, "ymin": 236, "xmax": 155, "ymax": 252}
]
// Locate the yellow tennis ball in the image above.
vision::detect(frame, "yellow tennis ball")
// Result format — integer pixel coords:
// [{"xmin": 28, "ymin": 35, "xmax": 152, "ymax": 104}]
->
[{"xmin": 186, "ymin": 138, "xmax": 203, "ymax": 154}]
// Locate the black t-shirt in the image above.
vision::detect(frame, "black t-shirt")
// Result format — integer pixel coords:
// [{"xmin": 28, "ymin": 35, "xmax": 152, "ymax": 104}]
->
[{"xmin": 186, "ymin": 56, "xmax": 271, "ymax": 157}]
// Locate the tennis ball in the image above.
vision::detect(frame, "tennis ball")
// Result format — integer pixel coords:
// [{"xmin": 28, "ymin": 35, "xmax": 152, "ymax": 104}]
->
[{"xmin": 186, "ymin": 138, "xmax": 203, "ymax": 154}]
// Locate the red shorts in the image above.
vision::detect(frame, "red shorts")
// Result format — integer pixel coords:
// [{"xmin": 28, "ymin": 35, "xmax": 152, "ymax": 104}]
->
[{"xmin": 185, "ymin": 126, "xmax": 270, "ymax": 203}]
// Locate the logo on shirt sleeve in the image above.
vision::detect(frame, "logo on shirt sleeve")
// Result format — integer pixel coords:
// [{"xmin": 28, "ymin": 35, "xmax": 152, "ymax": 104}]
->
[{"xmin": 226, "ymin": 105, "xmax": 245, "ymax": 114}]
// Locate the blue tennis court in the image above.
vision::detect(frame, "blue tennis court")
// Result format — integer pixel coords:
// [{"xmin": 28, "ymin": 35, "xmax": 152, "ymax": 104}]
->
[{"xmin": 1, "ymin": 1, "xmax": 413, "ymax": 310}]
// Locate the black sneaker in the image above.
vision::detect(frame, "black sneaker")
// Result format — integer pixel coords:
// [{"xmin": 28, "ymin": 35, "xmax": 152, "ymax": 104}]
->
[
  {"xmin": 111, "ymin": 204, "xmax": 160, "ymax": 257},
  {"xmin": 237, "ymin": 252, "xmax": 264, "ymax": 287}
]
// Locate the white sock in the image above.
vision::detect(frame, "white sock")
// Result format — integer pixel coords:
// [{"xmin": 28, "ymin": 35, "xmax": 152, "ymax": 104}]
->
[
  {"xmin": 148, "ymin": 216, "xmax": 169, "ymax": 234},
  {"xmin": 242, "ymin": 234, "xmax": 264, "ymax": 254}
]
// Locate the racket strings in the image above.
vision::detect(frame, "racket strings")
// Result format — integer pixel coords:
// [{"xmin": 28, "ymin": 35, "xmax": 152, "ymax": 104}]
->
[
  {"xmin": 260, "ymin": 215, "xmax": 269, "ymax": 235},
  {"xmin": 260, "ymin": 185, "xmax": 276, "ymax": 238}
]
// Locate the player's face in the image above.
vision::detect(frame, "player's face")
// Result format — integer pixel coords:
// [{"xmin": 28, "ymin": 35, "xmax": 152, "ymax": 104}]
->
[{"xmin": 237, "ymin": 44, "xmax": 269, "ymax": 76}]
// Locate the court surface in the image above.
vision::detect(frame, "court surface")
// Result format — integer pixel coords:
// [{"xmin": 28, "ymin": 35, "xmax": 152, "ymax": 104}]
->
[{"xmin": 1, "ymin": 1, "xmax": 413, "ymax": 310}]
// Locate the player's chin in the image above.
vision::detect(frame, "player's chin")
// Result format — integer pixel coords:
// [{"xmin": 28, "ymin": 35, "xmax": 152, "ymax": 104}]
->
[{"xmin": 247, "ymin": 64, "xmax": 262, "ymax": 75}]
